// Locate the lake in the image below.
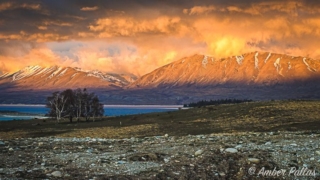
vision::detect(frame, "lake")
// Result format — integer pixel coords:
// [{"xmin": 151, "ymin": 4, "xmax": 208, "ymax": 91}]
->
[{"xmin": 0, "ymin": 105, "xmax": 182, "ymax": 121}]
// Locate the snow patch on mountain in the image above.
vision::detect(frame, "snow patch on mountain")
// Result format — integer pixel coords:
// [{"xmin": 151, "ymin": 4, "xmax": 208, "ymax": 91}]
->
[
  {"xmin": 71, "ymin": 73, "xmax": 78, "ymax": 79},
  {"xmin": 236, "ymin": 55, "xmax": 244, "ymax": 65},
  {"xmin": 47, "ymin": 67, "xmax": 62, "ymax": 79},
  {"xmin": 57, "ymin": 68, "xmax": 68, "ymax": 77},
  {"xmin": 202, "ymin": 56, "xmax": 208, "ymax": 68},
  {"xmin": 302, "ymin": 58, "xmax": 315, "ymax": 72},
  {"xmin": 254, "ymin": 52, "xmax": 259, "ymax": 69},
  {"xmin": 274, "ymin": 58, "xmax": 281, "ymax": 72},
  {"xmin": 265, "ymin": 53, "xmax": 271, "ymax": 63},
  {"xmin": 288, "ymin": 62, "xmax": 292, "ymax": 70},
  {"xmin": 11, "ymin": 65, "xmax": 42, "ymax": 81}
]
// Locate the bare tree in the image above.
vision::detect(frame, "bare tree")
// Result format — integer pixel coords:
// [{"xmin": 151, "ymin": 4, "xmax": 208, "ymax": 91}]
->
[
  {"xmin": 90, "ymin": 95, "xmax": 104, "ymax": 122},
  {"xmin": 46, "ymin": 88, "xmax": 104, "ymax": 123},
  {"xmin": 74, "ymin": 88, "xmax": 84, "ymax": 122},
  {"xmin": 46, "ymin": 91, "xmax": 68, "ymax": 123}
]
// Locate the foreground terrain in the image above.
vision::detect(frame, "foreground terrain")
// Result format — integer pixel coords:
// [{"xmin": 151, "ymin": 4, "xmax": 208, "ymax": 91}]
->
[{"xmin": 0, "ymin": 100, "xmax": 320, "ymax": 179}]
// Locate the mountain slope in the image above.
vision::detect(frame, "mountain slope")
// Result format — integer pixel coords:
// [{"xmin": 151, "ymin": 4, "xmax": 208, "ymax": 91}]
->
[
  {"xmin": 0, "ymin": 65, "xmax": 137, "ymax": 91},
  {"xmin": 130, "ymin": 52, "xmax": 320, "ymax": 88},
  {"xmin": 1, "ymin": 52, "xmax": 320, "ymax": 104}
]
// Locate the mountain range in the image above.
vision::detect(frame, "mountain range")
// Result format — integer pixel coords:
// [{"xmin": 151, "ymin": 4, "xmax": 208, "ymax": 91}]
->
[{"xmin": 1, "ymin": 52, "xmax": 320, "ymax": 104}]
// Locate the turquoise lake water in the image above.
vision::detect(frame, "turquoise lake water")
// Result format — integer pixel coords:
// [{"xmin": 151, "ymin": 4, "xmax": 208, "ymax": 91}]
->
[{"xmin": 0, "ymin": 105, "xmax": 181, "ymax": 121}]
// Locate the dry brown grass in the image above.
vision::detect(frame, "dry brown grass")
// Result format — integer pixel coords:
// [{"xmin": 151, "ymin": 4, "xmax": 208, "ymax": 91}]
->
[{"xmin": 0, "ymin": 100, "xmax": 320, "ymax": 140}]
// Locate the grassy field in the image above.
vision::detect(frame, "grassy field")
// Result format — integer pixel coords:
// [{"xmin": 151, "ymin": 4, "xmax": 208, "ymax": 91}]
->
[{"xmin": 0, "ymin": 100, "xmax": 320, "ymax": 140}]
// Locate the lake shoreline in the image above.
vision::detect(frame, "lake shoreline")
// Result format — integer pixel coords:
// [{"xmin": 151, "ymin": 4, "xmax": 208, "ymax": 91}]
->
[{"xmin": 0, "ymin": 105, "xmax": 181, "ymax": 121}]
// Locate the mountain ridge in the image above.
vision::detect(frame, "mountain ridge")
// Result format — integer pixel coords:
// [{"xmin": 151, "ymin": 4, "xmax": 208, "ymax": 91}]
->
[
  {"xmin": 0, "ymin": 65, "xmax": 137, "ymax": 91},
  {"xmin": 1, "ymin": 51, "xmax": 320, "ymax": 104},
  {"xmin": 129, "ymin": 51, "xmax": 320, "ymax": 89}
]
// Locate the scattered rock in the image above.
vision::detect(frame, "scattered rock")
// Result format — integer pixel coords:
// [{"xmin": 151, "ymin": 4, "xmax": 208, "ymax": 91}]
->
[
  {"xmin": 225, "ymin": 148, "xmax": 238, "ymax": 153},
  {"xmin": 51, "ymin": 171, "xmax": 62, "ymax": 177},
  {"xmin": 265, "ymin": 142, "xmax": 272, "ymax": 145},
  {"xmin": 195, "ymin": 150, "xmax": 203, "ymax": 156},
  {"xmin": 8, "ymin": 148, "xmax": 14, "ymax": 151},
  {"xmin": 0, "ymin": 141, "xmax": 5, "ymax": 146},
  {"xmin": 0, "ymin": 131, "xmax": 319, "ymax": 179},
  {"xmin": 164, "ymin": 134, "xmax": 169, "ymax": 137},
  {"xmin": 129, "ymin": 153, "xmax": 160, "ymax": 161},
  {"xmin": 247, "ymin": 158, "xmax": 260, "ymax": 163}
]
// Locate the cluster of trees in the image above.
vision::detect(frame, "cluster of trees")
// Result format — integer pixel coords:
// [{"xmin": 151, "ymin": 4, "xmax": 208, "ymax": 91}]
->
[
  {"xmin": 46, "ymin": 88, "xmax": 104, "ymax": 123},
  {"xmin": 184, "ymin": 99, "xmax": 253, "ymax": 107}
]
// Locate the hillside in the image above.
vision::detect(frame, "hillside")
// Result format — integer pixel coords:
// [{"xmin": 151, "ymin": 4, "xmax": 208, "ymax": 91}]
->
[
  {"xmin": 0, "ymin": 65, "xmax": 136, "ymax": 91},
  {"xmin": 130, "ymin": 52, "xmax": 320, "ymax": 88}
]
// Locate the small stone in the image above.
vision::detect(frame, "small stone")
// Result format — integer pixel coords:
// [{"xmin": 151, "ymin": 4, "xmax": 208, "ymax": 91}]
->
[
  {"xmin": 9, "ymin": 148, "xmax": 14, "ymax": 151},
  {"xmin": 164, "ymin": 158, "xmax": 170, "ymax": 163},
  {"xmin": 235, "ymin": 145, "xmax": 242, "ymax": 149},
  {"xmin": 190, "ymin": 164, "xmax": 194, "ymax": 167},
  {"xmin": 195, "ymin": 150, "xmax": 203, "ymax": 156},
  {"xmin": 117, "ymin": 161, "xmax": 126, "ymax": 164},
  {"xmin": 219, "ymin": 172, "xmax": 226, "ymax": 176},
  {"xmin": 0, "ymin": 141, "xmax": 5, "ymax": 146},
  {"xmin": 164, "ymin": 134, "xmax": 169, "ymax": 137},
  {"xmin": 86, "ymin": 149, "xmax": 93, "ymax": 153},
  {"xmin": 225, "ymin": 148, "xmax": 238, "ymax": 153},
  {"xmin": 38, "ymin": 142, "xmax": 43, "ymax": 146},
  {"xmin": 290, "ymin": 143, "xmax": 297, "ymax": 146},
  {"xmin": 41, "ymin": 163, "xmax": 45, "ymax": 166},
  {"xmin": 265, "ymin": 142, "xmax": 272, "ymax": 145},
  {"xmin": 51, "ymin": 171, "xmax": 62, "ymax": 177},
  {"xmin": 310, "ymin": 157, "xmax": 315, "ymax": 161},
  {"xmin": 315, "ymin": 151, "xmax": 320, "ymax": 155},
  {"xmin": 247, "ymin": 158, "xmax": 260, "ymax": 163}
]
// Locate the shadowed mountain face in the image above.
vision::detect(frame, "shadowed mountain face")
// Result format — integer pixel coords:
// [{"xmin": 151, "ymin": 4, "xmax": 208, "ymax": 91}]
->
[{"xmin": 1, "ymin": 52, "xmax": 320, "ymax": 104}]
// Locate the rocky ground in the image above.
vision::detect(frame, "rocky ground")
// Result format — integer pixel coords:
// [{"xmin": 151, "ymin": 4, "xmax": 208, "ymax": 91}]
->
[{"xmin": 0, "ymin": 131, "xmax": 319, "ymax": 179}]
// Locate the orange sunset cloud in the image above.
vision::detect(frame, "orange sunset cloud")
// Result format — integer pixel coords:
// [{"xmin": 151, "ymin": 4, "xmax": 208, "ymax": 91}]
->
[{"xmin": 0, "ymin": 0, "xmax": 320, "ymax": 76}]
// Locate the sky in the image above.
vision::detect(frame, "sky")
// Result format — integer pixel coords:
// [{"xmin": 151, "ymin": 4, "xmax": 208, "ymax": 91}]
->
[{"xmin": 0, "ymin": 0, "xmax": 320, "ymax": 76}]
